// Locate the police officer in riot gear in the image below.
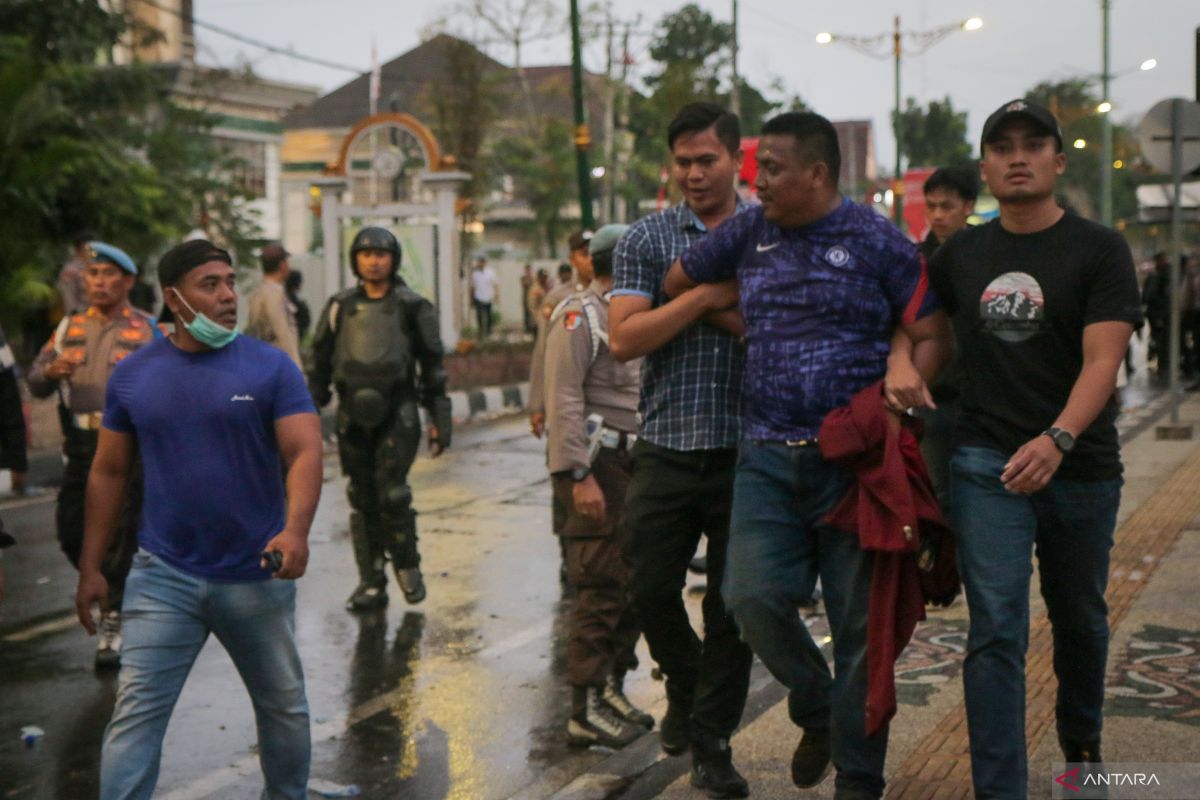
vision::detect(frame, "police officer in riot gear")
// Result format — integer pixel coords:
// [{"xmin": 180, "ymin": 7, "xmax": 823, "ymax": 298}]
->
[{"xmin": 309, "ymin": 227, "xmax": 452, "ymax": 611}]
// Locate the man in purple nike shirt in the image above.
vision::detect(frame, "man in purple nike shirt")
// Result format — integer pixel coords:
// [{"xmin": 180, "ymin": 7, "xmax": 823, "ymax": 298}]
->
[{"xmin": 665, "ymin": 111, "xmax": 950, "ymax": 799}]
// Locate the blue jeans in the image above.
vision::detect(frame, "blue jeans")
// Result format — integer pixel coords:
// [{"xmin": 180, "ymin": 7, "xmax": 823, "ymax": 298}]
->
[
  {"xmin": 101, "ymin": 551, "xmax": 310, "ymax": 800},
  {"xmin": 723, "ymin": 441, "xmax": 886, "ymax": 797},
  {"xmin": 951, "ymin": 447, "xmax": 1121, "ymax": 800}
]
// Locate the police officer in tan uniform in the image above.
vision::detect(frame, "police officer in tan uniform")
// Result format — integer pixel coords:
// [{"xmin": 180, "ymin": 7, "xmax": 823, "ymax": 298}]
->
[
  {"xmin": 28, "ymin": 242, "xmax": 159, "ymax": 668},
  {"xmin": 544, "ymin": 224, "xmax": 653, "ymax": 749},
  {"xmin": 245, "ymin": 242, "xmax": 302, "ymax": 368},
  {"xmin": 529, "ymin": 234, "xmax": 590, "ymax": 438},
  {"xmin": 529, "ymin": 239, "xmax": 589, "ymax": 587}
]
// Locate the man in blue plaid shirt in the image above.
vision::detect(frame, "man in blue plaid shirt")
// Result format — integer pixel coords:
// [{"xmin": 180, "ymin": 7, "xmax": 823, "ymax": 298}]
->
[{"xmin": 609, "ymin": 102, "xmax": 754, "ymax": 799}]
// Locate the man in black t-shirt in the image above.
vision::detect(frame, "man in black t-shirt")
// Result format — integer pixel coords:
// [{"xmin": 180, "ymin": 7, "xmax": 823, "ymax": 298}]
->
[
  {"xmin": 907, "ymin": 100, "xmax": 1141, "ymax": 798},
  {"xmin": 917, "ymin": 166, "xmax": 979, "ymax": 509}
]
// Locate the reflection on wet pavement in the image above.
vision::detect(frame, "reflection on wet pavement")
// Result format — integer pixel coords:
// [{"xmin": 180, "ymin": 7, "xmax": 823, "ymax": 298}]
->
[{"xmin": 1, "ymin": 418, "xmax": 668, "ymax": 800}]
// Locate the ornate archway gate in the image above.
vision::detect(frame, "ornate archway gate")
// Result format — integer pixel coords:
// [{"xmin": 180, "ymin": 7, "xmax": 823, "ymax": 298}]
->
[{"xmin": 315, "ymin": 113, "xmax": 469, "ymax": 349}]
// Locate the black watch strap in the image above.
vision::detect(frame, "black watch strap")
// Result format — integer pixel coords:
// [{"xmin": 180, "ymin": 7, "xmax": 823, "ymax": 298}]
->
[{"xmin": 570, "ymin": 467, "xmax": 591, "ymax": 482}]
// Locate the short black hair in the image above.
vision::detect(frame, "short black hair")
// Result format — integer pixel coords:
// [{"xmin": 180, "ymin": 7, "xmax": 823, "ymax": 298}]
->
[
  {"xmin": 923, "ymin": 166, "xmax": 980, "ymax": 202},
  {"xmin": 557, "ymin": 263, "xmax": 573, "ymax": 278},
  {"xmin": 592, "ymin": 249, "xmax": 614, "ymax": 278},
  {"xmin": 158, "ymin": 239, "xmax": 233, "ymax": 288},
  {"xmin": 668, "ymin": 102, "xmax": 741, "ymax": 155},
  {"xmin": 285, "ymin": 270, "xmax": 303, "ymax": 291},
  {"xmin": 761, "ymin": 112, "xmax": 841, "ymax": 185},
  {"xmin": 71, "ymin": 230, "xmax": 95, "ymax": 247}
]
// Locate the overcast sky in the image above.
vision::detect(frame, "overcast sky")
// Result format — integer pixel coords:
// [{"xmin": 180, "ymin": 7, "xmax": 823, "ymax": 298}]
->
[{"xmin": 198, "ymin": 0, "xmax": 1196, "ymax": 173}]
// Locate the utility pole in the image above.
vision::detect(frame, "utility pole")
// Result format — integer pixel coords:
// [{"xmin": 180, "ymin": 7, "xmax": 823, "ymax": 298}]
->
[
  {"xmin": 603, "ymin": 7, "xmax": 616, "ymax": 226},
  {"xmin": 893, "ymin": 15, "xmax": 904, "ymax": 232},
  {"xmin": 569, "ymin": 0, "xmax": 595, "ymax": 229},
  {"xmin": 730, "ymin": 0, "xmax": 740, "ymax": 116},
  {"xmin": 612, "ymin": 20, "xmax": 635, "ymax": 222},
  {"xmin": 1101, "ymin": 0, "xmax": 1113, "ymax": 227}
]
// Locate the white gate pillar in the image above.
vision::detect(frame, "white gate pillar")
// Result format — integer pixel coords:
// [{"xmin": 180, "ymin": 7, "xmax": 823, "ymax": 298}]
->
[{"xmin": 422, "ymin": 171, "xmax": 470, "ymax": 352}]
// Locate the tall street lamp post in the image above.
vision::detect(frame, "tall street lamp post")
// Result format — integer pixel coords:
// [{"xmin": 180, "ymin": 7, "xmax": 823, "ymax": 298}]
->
[
  {"xmin": 569, "ymin": 0, "xmax": 595, "ymax": 230},
  {"xmin": 817, "ymin": 16, "xmax": 982, "ymax": 232},
  {"xmin": 1098, "ymin": 0, "xmax": 1157, "ymax": 227}
]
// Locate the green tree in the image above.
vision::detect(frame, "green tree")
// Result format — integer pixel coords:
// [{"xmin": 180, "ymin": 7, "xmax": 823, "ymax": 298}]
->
[
  {"xmin": 0, "ymin": 0, "xmax": 260, "ymax": 337},
  {"xmin": 622, "ymin": 4, "xmax": 788, "ymax": 208},
  {"xmin": 893, "ymin": 96, "xmax": 973, "ymax": 168},
  {"xmin": 1023, "ymin": 79, "xmax": 1140, "ymax": 222},
  {"xmin": 490, "ymin": 117, "xmax": 576, "ymax": 255}
]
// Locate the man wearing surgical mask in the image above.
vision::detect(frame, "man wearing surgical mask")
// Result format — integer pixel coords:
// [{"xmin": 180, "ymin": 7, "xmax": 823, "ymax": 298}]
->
[{"xmin": 76, "ymin": 239, "xmax": 324, "ymax": 800}]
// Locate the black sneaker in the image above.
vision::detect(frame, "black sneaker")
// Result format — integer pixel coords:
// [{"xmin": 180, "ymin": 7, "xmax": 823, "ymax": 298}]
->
[
  {"xmin": 832, "ymin": 788, "xmax": 878, "ymax": 800},
  {"xmin": 791, "ymin": 728, "xmax": 832, "ymax": 788},
  {"xmin": 1059, "ymin": 733, "xmax": 1103, "ymax": 764},
  {"xmin": 691, "ymin": 737, "xmax": 749, "ymax": 799},
  {"xmin": 659, "ymin": 699, "xmax": 692, "ymax": 755},
  {"xmin": 567, "ymin": 687, "xmax": 645, "ymax": 749},
  {"xmin": 345, "ymin": 579, "xmax": 388, "ymax": 611}
]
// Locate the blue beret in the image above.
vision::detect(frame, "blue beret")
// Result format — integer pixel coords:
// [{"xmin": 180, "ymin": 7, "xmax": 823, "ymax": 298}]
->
[{"xmin": 88, "ymin": 241, "xmax": 138, "ymax": 275}]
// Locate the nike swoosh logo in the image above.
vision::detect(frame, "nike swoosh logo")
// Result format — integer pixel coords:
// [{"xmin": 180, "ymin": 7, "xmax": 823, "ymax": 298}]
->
[{"xmin": 756, "ymin": 242, "xmax": 780, "ymax": 252}]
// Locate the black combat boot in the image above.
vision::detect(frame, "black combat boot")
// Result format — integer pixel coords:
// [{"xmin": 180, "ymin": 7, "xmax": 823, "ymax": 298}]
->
[
  {"xmin": 659, "ymin": 695, "xmax": 693, "ymax": 756},
  {"xmin": 691, "ymin": 731, "xmax": 749, "ymax": 799},
  {"xmin": 396, "ymin": 566, "xmax": 426, "ymax": 604},
  {"xmin": 347, "ymin": 512, "xmax": 389, "ymax": 611},
  {"xmin": 602, "ymin": 673, "xmax": 654, "ymax": 729},
  {"xmin": 567, "ymin": 686, "xmax": 646, "ymax": 749}
]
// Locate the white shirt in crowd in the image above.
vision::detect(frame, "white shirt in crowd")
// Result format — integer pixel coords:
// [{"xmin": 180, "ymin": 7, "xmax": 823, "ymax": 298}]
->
[{"xmin": 471, "ymin": 265, "xmax": 499, "ymax": 303}]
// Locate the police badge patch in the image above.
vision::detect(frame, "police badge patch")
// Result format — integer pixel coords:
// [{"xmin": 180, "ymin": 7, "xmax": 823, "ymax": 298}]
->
[{"xmin": 563, "ymin": 310, "xmax": 582, "ymax": 331}]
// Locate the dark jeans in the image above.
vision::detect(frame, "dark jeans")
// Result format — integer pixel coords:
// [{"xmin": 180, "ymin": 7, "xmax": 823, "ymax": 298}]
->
[
  {"xmin": 474, "ymin": 300, "xmax": 493, "ymax": 337},
  {"xmin": 919, "ymin": 399, "xmax": 958, "ymax": 513},
  {"xmin": 58, "ymin": 429, "xmax": 141, "ymax": 606},
  {"xmin": 623, "ymin": 440, "xmax": 752, "ymax": 741},
  {"xmin": 723, "ymin": 441, "xmax": 884, "ymax": 797},
  {"xmin": 951, "ymin": 446, "xmax": 1121, "ymax": 800}
]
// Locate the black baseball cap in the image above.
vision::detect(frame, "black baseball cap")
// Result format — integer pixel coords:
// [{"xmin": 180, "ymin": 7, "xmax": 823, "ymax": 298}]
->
[{"xmin": 980, "ymin": 99, "xmax": 1063, "ymax": 153}]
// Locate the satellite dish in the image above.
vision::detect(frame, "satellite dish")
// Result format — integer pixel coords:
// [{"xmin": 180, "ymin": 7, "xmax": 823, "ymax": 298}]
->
[{"xmin": 1138, "ymin": 98, "xmax": 1200, "ymax": 175}]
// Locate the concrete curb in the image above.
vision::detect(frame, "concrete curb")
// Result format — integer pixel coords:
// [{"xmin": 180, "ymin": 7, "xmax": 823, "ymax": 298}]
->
[
  {"xmin": 449, "ymin": 382, "xmax": 529, "ymax": 423},
  {"xmin": 1, "ymin": 383, "xmax": 531, "ymax": 496}
]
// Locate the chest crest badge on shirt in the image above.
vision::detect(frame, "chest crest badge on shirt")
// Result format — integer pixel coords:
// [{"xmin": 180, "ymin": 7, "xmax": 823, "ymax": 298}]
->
[
  {"xmin": 825, "ymin": 245, "xmax": 851, "ymax": 267},
  {"xmin": 563, "ymin": 310, "xmax": 583, "ymax": 331},
  {"xmin": 978, "ymin": 271, "xmax": 1047, "ymax": 343}
]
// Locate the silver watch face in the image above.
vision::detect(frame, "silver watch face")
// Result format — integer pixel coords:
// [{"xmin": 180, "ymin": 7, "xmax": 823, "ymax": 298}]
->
[{"xmin": 1052, "ymin": 429, "xmax": 1074, "ymax": 451}]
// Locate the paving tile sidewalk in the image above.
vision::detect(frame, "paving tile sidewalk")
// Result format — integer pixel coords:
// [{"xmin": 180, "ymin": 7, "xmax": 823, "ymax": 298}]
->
[{"xmin": 639, "ymin": 394, "xmax": 1200, "ymax": 800}]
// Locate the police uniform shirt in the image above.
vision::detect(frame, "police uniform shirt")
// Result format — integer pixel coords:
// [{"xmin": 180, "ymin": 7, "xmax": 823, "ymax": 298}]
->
[
  {"xmin": 543, "ymin": 283, "xmax": 641, "ymax": 474},
  {"xmin": 28, "ymin": 304, "xmax": 158, "ymax": 414},
  {"xmin": 528, "ymin": 281, "xmax": 585, "ymax": 416},
  {"xmin": 245, "ymin": 278, "xmax": 302, "ymax": 368}
]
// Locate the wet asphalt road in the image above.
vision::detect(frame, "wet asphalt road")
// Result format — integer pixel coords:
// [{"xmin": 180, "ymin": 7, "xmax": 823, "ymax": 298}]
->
[{"xmin": 0, "ymin": 416, "xmax": 692, "ymax": 800}]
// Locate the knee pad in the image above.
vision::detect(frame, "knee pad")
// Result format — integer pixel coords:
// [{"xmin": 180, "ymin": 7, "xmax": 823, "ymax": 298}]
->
[
  {"xmin": 346, "ymin": 482, "xmax": 366, "ymax": 512},
  {"xmin": 381, "ymin": 483, "xmax": 414, "ymax": 515}
]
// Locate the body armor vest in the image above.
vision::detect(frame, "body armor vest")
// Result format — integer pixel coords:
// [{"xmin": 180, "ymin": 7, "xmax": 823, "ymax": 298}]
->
[
  {"xmin": 57, "ymin": 309, "xmax": 155, "ymax": 366},
  {"xmin": 332, "ymin": 295, "xmax": 415, "ymax": 428}
]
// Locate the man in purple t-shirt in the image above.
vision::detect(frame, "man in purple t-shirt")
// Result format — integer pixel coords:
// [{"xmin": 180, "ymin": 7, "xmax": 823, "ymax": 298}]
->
[{"xmin": 665, "ymin": 112, "xmax": 950, "ymax": 799}]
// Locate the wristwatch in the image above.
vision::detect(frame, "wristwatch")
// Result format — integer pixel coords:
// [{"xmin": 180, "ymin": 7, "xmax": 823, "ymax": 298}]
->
[
  {"xmin": 1042, "ymin": 427, "xmax": 1076, "ymax": 454},
  {"xmin": 570, "ymin": 467, "xmax": 591, "ymax": 482}
]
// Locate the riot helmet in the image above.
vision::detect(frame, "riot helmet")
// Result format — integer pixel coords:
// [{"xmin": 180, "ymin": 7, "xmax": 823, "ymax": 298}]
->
[{"xmin": 349, "ymin": 226, "xmax": 402, "ymax": 280}]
